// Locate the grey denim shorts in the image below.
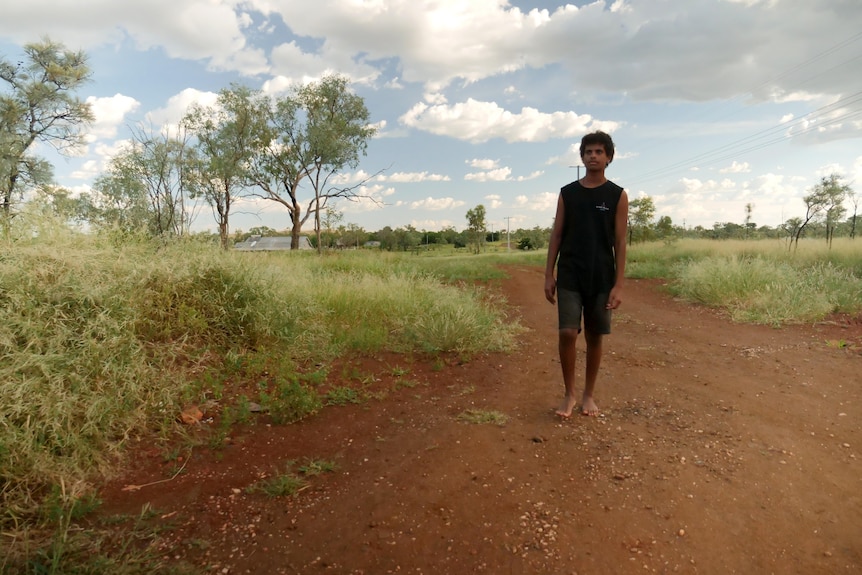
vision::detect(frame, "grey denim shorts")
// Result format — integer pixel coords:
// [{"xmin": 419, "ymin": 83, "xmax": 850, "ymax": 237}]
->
[{"xmin": 557, "ymin": 288, "xmax": 612, "ymax": 334}]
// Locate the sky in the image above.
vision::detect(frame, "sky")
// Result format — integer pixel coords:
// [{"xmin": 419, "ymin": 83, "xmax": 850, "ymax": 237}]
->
[{"xmin": 1, "ymin": 0, "xmax": 861, "ymax": 235}]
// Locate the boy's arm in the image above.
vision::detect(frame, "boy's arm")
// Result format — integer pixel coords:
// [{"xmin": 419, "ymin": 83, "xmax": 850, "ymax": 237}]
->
[
  {"xmin": 544, "ymin": 194, "xmax": 565, "ymax": 304},
  {"xmin": 607, "ymin": 190, "xmax": 629, "ymax": 310}
]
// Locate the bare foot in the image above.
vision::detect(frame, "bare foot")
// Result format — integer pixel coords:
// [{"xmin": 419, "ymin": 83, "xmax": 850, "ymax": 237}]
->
[
  {"xmin": 555, "ymin": 395, "xmax": 578, "ymax": 418},
  {"xmin": 580, "ymin": 395, "xmax": 599, "ymax": 416}
]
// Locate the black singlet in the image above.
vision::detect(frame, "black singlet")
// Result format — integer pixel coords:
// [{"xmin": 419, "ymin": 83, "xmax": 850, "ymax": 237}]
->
[{"xmin": 556, "ymin": 180, "xmax": 623, "ymax": 296}]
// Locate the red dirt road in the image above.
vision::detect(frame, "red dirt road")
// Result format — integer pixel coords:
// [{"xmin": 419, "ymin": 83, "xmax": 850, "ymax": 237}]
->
[{"xmin": 99, "ymin": 265, "xmax": 862, "ymax": 574}]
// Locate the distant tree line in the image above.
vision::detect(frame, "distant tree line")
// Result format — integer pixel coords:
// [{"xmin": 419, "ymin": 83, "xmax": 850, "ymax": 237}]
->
[{"xmin": 626, "ymin": 173, "xmax": 857, "ymax": 249}]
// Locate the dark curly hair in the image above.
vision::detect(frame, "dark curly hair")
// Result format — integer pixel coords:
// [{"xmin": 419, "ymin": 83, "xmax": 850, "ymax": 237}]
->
[{"xmin": 579, "ymin": 131, "xmax": 615, "ymax": 163}]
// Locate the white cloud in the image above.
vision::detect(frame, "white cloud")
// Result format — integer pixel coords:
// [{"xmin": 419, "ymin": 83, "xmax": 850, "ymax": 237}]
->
[
  {"xmin": 339, "ymin": 184, "xmax": 397, "ymax": 214},
  {"xmin": 0, "ymin": 1, "xmax": 269, "ymax": 75},
  {"xmin": 468, "ymin": 158, "xmax": 500, "ymax": 170},
  {"xmin": 516, "ymin": 170, "xmax": 544, "ymax": 182},
  {"xmin": 378, "ymin": 171, "xmax": 451, "ymax": 183},
  {"xmin": 720, "ymin": 161, "xmax": 751, "ymax": 174},
  {"xmin": 484, "ymin": 194, "xmax": 503, "ymax": 209},
  {"xmin": 409, "ymin": 218, "xmax": 457, "ymax": 232},
  {"xmin": 400, "ymin": 98, "xmax": 616, "ymax": 143},
  {"xmin": 513, "ymin": 191, "xmax": 556, "ymax": 213},
  {"xmin": 146, "ymin": 88, "xmax": 218, "ymax": 130},
  {"xmin": 86, "ymin": 94, "xmax": 140, "ymax": 141},
  {"xmin": 409, "ymin": 196, "xmax": 466, "ymax": 210},
  {"xmin": 465, "ymin": 167, "xmax": 511, "ymax": 182},
  {"xmin": 652, "ymin": 172, "xmax": 805, "ymax": 228}
]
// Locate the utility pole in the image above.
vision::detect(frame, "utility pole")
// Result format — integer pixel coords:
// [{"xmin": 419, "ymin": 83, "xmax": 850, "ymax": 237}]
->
[
  {"xmin": 568, "ymin": 164, "xmax": 582, "ymax": 180},
  {"xmin": 504, "ymin": 216, "xmax": 512, "ymax": 252}
]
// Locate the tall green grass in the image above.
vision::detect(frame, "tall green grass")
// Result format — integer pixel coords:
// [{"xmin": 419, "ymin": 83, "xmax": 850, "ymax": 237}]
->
[
  {"xmin": 627, "ymin": 238, "xmax": 862, "ymax": 324},
  {"xmin": 1, "ymin": 222, "xmax": 524, "ymax": 566}
]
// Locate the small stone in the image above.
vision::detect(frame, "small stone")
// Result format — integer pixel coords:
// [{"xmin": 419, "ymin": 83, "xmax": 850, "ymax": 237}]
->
[{"xmin": 678, "ymin": 529, "xmax": 685, "ymax": 537}]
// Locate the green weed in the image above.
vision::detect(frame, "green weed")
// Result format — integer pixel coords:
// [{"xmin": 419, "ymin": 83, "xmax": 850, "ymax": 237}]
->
[
  {"xmin": 457, "ymin": 409, "xmax": 508, "ymax": 426},
  {"xmin": 246, "ymin": 472, "xmax": 307, "ymax": 498},
  {"xmin": 258, "ymin": 377, "xmax": 322, "ymax": 424},
  {"xmin": 298, "ymin": 459, "xmax": 338, "ymax": 476},
  {"xmin": 326, "ymin": 386, "xmax": 363, "ymax": 406}
]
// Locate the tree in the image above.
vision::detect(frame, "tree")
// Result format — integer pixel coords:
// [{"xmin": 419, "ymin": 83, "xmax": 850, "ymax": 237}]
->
[
  {"xmin": 88, "ymin": 125, "xmax": 201, "ymax": 237},
  {"xmin": 341, "ymin": 222, "xmax": 367, "ymax": 249},
  {"xmin": 819, "ymin": 174, "xmax": 849, "ymax": 247},
  {"xmin": 847, "ymin": 188, "xmax": 859, "ymax": 239},
  {"xmin": 317, "ymin": 205, "xmax": 344, "ymax": 250},
  {"xmin": 466, "ymin": 204, "xmax": 487, "ymax": 254},
  {"xmin": 628, "ymin": 196, "xmax": 655, "ymax": 244},
  {"xmin": 655, "ymin": 215, "xmax": 676, "ymax": 240},
  {"xmin": 0, "ymin": 38, "xmax": 94, "ymax": 229},
  {"xmin": 184, "ymin": 84, "xmax": 269, "ymax": 249},
  {"xmin": 743, "ymin": 202, "xmax": 756, "ymax": 238},
  {"xmin": 795, "ymin": 174, "xmax": 850, "ymax": 249},
  {"xmin": 35, "ymin": 184, "xmax": 91, "ymax": 227},
  {"xmin": 515, "ymin": 225, "xmax": 549, "ymax": 250},
  {"xmin": 247, "ymin": 75, "xmax": 377, "ymax": 250},
  {"xmin": 781, "ymin": 217, "xmax": 803, "ymax": 249},
  {"xmin": 439, "ymin": 226, "xmax": 460, "ymax": 245}
]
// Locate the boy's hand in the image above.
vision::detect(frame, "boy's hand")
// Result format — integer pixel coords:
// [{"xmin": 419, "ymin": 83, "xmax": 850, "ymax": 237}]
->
[
  {"xmin": 606, "ymin": 286, "xmax": 622, "ymax": 309},
  {"xmin": 544, "ymin": 276, "xmax": 557, "ymax": 304}
]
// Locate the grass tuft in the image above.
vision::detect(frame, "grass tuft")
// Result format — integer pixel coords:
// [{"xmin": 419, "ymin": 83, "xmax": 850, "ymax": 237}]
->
[{"xmin": 457, "ymin": 409, "xmax": 509, "ymax": 426}]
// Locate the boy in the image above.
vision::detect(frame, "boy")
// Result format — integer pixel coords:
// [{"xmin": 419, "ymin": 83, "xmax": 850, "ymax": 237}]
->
[{"xmin": 544, "ymin": 131, "xmax": 628, "ymax": 417}]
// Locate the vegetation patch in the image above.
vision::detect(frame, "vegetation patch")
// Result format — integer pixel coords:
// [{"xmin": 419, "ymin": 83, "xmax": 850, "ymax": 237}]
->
[{"xmin": 457, "ymin": 409, "xmax": 509, "ymax": 426}]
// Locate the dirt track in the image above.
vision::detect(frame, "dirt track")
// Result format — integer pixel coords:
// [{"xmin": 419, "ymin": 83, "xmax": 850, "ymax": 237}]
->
[{"xmin": 99, "ymin": 265, "xmax": 862, "ymax": 574}]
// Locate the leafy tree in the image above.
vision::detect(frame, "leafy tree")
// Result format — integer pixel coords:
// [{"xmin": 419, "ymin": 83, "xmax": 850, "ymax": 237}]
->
[
  {"xmin": 466, "ymin": 204, "xmax": 486, "ymax": 254},
  {"xmin": 0, "ymin": 38, "xmax": 93, "ymax": 229},
  {"xmin": 515, "ymin": 225, "xmax": 548, "ymax": 250},
  {"xmin": 847, "ymin": 188, "xmax": 858, "ymax": 239},
  {"xmin": 712, "ymin": 221, "xmax": 745, "ymax": 239},
  {"xmin": 439, "ymin": 226, "xmax": 460, "ymax": 245},
  {"xmin": 340, "ymin": 222, "xmax": 367, "ymax": 249},
  {"xmin": 233, "ymin": 226, "xmax": 280, "ymax": 243},
  {"xmin": 247, "ymin": 74, "xmax": 377, "ymax": 250},
  {"xmin": 628, "ymin": 196, "xmax": 655, "ymax": 244},
  {"xmin": 795, "ymin": 174, "xmax": 850, "ymax": 249},
  {"xmin": 35, "ymin": 184, "xmax": 91, "ymax": 226},
  {"xmin": 247, "ymin": 226, "xmax": 278, "ymax": 237},
  {"xmin": 184, "ymin": 84, "xmax": 270, "ymax": 249},
  {"xmin": 89, "ymin": 147, "xmax": 151, "ymax": 234},
  {"xmin": 781, "ymin": 217, "xmax": 803, "ymax": 249},
  {"xmin": 373, "ymin": 225, "xmax": 421, "ymax": 251},
  {"xmin": 819, "ymin": 174, "xmax": 849, "ymax": 247},
  {"xmin": 89, "ymin": 125, "xmax": 201, "ymax": 237},
  {"xmin": 317, "ymin": 205, "xmax": 344, "ymax": 251},
  {"xmin": 655, "ymin": 215, "xmax": 676, "ymax": 240}
]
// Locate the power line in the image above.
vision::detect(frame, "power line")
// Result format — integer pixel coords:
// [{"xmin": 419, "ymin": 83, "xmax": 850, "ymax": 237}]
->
[
  {"xmin": 627, "ymin": 90, "xmax": 862, "ymax": 187},
  {"xmin": 624, "ymin": 31, "xmax": 862, "ymax": 188}
]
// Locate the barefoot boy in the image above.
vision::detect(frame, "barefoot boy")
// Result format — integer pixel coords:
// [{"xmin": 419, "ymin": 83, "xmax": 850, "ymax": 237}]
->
[{"xmin": 544, "ymin": 131, "xmax": 628, "ymax": 417}]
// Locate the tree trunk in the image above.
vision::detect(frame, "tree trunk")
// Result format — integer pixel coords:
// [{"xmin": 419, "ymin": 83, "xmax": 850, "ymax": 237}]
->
[{"xmin": 291, "ymin": 210, "xmax": 301, "ymax": 250}]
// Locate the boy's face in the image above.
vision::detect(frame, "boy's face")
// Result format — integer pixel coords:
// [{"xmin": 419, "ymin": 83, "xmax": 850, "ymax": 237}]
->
[{"xmin": 581, "ymin": 144, "xmax": 609, "ymax": 168}]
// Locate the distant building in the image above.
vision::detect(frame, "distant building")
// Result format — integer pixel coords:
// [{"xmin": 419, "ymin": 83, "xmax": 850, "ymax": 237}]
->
[{"xmin": 234, "ymin": 235, "xmax": 313, "ymax": 251}]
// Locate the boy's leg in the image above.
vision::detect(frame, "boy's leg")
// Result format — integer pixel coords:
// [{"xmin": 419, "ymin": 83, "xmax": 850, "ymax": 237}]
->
[
  {"xmin": 582, "ymin": 330, "xmax": 603, "ymax": 416},
  {"xmin": 556, "ymin": 328, "xmax": 579, "ymax": 417}
]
